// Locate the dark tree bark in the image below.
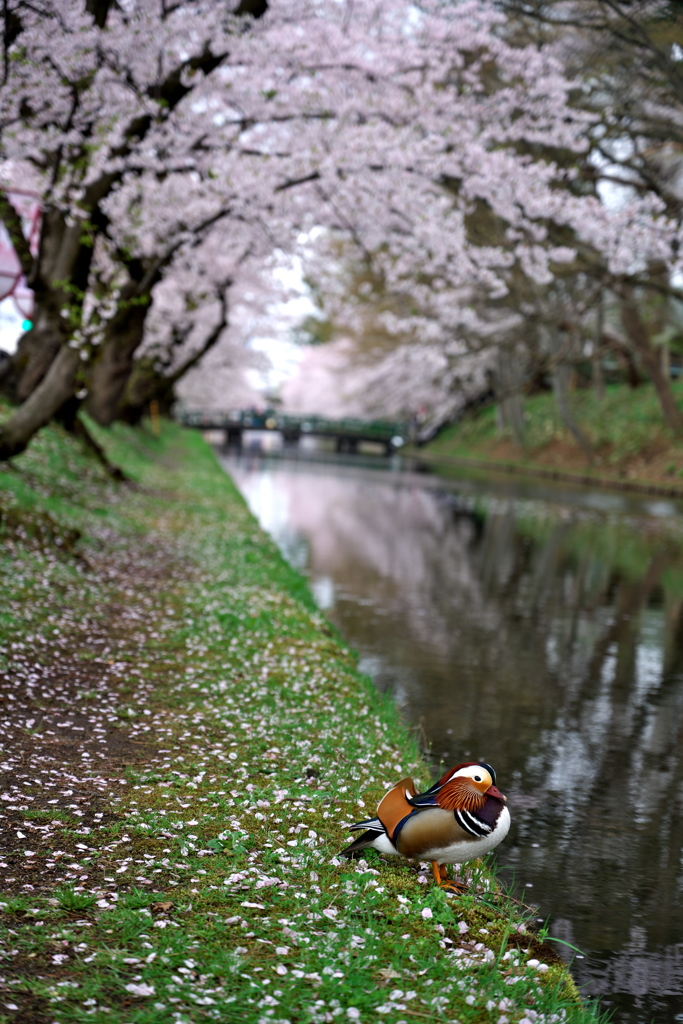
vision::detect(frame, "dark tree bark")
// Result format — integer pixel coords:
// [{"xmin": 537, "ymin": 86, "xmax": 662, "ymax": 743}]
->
[
  {"xmin": 117, "ymin": 292, "xmax": 229, "ymax": 423},
  {"xmin": 1, "ymin": 325, "xmax": 61, "ymax": 402},
  {"xmin": 85, "ymin": 256, "xmax": 162, "ymax": 427},
  {"xmin": 0, "ymin": 205, "xmax": 95, "ymax": 402},
  {"xmin": 71, "ymin": 415, "xmax": 128, "ymax": 481},
  {"xmin": 549, "ymin": 326, "xmax": 594, "ymax": 463},
  {"xmin": 0, "ymin": 191, "xmax": 32, "ymax": 269},
  {"xmin": 84, "ymin": 0, "xmax": 115, "ymax": 29},
  {"xmin": 0, "ymin": 346, "xmax": 80, "ymax": 461},
  {"xmin": 601, "ymin": 329, "xmax": 642, "ymax": 388},
  {"xmin": 496, "ymin": 347, "xmax": 526, "ymax": 448},
  {"xmin": 85, "ymin": 221, "xmax": 226, "ymax": 424},
  {"xmin": 117, "ymin": 356, "xmax": 175, "ymax": 424},
  {"xmin": 553, "ymin": 359, "xmax": 594, "ymax": 463},
  {"xmin": 620, "ymin": 285, "xmax": 683, "ymax": 434},
  {"xmin": 86, "ymin": 303, "xmax": 150, "ymax": 426},
  {"xmin": 592, "ymin": 289, "xmax": 605, "ymax": 399}
]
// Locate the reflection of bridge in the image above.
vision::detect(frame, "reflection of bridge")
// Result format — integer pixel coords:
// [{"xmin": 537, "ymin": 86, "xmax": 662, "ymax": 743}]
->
[{"xmin": 177, "ymin": 409, "xmax": 410, "ymax": 455}]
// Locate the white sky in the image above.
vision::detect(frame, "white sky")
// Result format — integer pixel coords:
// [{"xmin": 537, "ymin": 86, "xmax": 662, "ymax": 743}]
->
[
  {"xmin": 244, "ymin": 261, "xmax": 315, "ymax": 392},
  {"xmin": 0, "ymin": 298, "xmax": 24, "ymax": 353}
]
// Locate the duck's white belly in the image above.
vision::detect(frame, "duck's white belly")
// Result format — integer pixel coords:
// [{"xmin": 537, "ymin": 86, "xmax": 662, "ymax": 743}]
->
[
  {"xmin": 423, "ymin": 806, "xmax": 511, "ymax": 865},
  {"xmin": 370, "ymin": 831, "xmax": 401, "ymax": 856}
]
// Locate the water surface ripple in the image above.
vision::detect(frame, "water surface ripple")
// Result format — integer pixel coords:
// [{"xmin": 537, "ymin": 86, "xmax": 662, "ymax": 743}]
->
[{"xmin": 223, "ymin": 451, "xmax": 683, "ymax": 1024}]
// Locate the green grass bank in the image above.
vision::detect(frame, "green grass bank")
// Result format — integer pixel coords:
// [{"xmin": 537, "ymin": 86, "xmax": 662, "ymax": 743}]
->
[
  {"xmin": 421, "ymin": 381, "xmax": 683, "ymax": 496},
  {"xmin": 0, "ymin": 416, "xmax": 602, "ymax": 1024}
]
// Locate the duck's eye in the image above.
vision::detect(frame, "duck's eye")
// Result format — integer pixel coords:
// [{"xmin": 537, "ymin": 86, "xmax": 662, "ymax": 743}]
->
[{"xmin": 474, "ymin": 775, "xmax": 481, "ymax": 782}]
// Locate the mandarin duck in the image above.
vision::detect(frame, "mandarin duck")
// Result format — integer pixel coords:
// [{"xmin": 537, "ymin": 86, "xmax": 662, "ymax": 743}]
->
[{"xmin": 341, "ymin": 761, "xmax": 510, "ymax": 890}]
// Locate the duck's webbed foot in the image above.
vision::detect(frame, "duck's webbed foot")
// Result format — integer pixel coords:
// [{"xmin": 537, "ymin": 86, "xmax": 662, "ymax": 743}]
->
[
  {"xmin": 439, "ymin": 879, "xmax": 469, "ymax": 893},
  {"xmin": 431, "ymin": 861, "xmax": 468, "ymax": 893}
]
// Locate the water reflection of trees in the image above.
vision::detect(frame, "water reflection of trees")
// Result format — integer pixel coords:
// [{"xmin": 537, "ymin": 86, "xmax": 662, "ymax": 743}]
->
[{"xmin": 229, "ymin": 461, "xmax": 683, "ymax": 1020}]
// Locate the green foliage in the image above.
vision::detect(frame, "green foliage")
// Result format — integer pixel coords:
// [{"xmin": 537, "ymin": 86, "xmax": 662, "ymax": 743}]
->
[
  {"xmin": 426, "ymin": 381, "xmax": 683, "ymax": 480},
  {"xmin": 53, "ymin": 886, "xmax": 98, "ymax": 912},
  {"xmin": 293, "ymin": 313, "xmax": 335, "ymax": 345}
]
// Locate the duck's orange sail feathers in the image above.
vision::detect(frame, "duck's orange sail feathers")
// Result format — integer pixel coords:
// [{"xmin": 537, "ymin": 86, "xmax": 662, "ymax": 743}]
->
[{"xmin": 376, "ymin": 777, "xmax": 417, "ymax": 842}]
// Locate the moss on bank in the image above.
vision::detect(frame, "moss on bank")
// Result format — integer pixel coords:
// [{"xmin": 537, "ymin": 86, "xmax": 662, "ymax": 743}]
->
[{"xmin": 0, "ymin": 417, "xmax": 603, "ymax": 1024}]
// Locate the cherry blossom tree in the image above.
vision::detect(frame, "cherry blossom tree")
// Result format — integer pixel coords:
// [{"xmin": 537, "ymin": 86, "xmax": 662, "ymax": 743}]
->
[
  {"xmin": 492, "ymin": 0, "xmax": 683, "ymax": 433},
  {"xmin": 2, "ymin": 0, "xmax": 682, "ymax": 462},
  {"xmin": 119, "ymin": 240, "xmax": 290, "ymax": 422},
  {"xmin": 277, "ymin": 3, "xmax": 682, "ymax": 435},
  {"xmin": 0, "ymin": 0, "xmax": 272, "ymax": 453}
]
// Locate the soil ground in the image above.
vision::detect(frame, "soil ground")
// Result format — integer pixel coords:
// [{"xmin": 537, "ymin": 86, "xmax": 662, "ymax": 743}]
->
[{"xmin": 0, "ymin": 538, "xmax": 179, "ymax": 899}]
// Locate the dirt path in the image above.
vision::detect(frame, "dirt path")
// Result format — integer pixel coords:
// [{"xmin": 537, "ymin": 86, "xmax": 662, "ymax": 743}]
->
[{"xmin": 0, "ymin": 534, "xmax": 186, "ymax": 898}]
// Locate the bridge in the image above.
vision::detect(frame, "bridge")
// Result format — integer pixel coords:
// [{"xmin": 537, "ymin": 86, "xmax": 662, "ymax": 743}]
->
[{"xmin": 177, "ymin": 409, "xmax": 410, "ymax": 456}]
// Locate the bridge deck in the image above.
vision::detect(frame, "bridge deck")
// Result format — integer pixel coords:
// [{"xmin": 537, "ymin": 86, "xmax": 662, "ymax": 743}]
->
[{"xmin": 178, "ymin": 410, "xmax": 409, "ymax": 443}]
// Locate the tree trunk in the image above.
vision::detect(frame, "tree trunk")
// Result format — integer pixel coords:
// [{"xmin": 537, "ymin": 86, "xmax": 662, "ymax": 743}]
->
[
  {"xmin": 620, "ymin": 286, "xmax": 683, "ymax": 434},
  {"xmin": 0, "ymin": 326, "xmax": 61, "ymax": 402},
  {"xmin": 496, "ymin": 348, "xmax": 526, "ymax": 448},
  {"xmin": 117, "ymin": 357, "xmax": 175, "ymax": 424},
  {"xmin": 661, "ymin": 340, "xmax": 670, "ymax": 381},
  {"xmin": 0, "ymin": 28, "xmax": 246, "ymax": 448},
  {"xmin": 592, "ymin": 349, "xmax": 605, "ymax": 399},
  {"xmin": 593, "ymin": 289, "xmax": 605, "ymax": 400},
  {"xmin": 602, "ymin": 329, "xmax": 642, "ymax": 388},
  {"xmin": 0, "ymin": 346, "xmax": 80, "ymax": 460},
  {"xmin": 553, "ymin": 360, "xmax": 594, "ymax": 463},
  {"xmin": 0, "ymin": 200, "xmax": 98, "ymax": 421},
  {"xmin": 0, "ymin": 204, "xmax": 92, "ymax": 402},
  {"xmin": 86, "ymin": 301, "xmax": 150, "ymax": 426},
  {"xmin": 550, "ymin": 328, "xmax": 594, "ymax": 463},
  {"xmin": 85, "ymin": 247, "xmax": 188, "ymax": 425},
  {"xmin": 504, "ymin": 392, "xmax": 526, "ymax": 449},
  {"xmin": 117, "ymin": 292, "xmax": 229, "ymax": 424}
]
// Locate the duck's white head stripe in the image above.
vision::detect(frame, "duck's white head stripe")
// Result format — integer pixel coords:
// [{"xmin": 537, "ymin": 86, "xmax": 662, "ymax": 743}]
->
[{"xmin": 446, "ymin": 764, "xmax": 494, "ymax": 787}]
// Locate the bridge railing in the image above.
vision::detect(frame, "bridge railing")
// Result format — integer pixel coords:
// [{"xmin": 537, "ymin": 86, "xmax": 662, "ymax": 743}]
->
[{"xmin": 177, "ymin": 409, "xmax": 410, "ymax": 441}]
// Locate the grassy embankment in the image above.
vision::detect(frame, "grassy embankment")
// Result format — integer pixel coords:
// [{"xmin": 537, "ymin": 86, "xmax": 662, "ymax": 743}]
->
[
  {"xmin": 0, "ymin": 413, "xmax": 603, "ymax": 1024},
  {"xmin": 421, "ymin": 381, "xmax": 683, "ymax": 494}
]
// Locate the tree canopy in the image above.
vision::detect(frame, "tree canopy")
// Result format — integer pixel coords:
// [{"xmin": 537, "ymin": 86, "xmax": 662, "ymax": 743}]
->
[{"xmin": 0, "ymin": 0, "xmax": 681, "ymax": 457}]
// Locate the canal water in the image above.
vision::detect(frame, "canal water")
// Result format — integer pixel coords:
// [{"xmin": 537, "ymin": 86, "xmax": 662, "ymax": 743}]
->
[{"xmin": 222, "ymin": 450, "xmax": 683, "ymax": 1024}]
